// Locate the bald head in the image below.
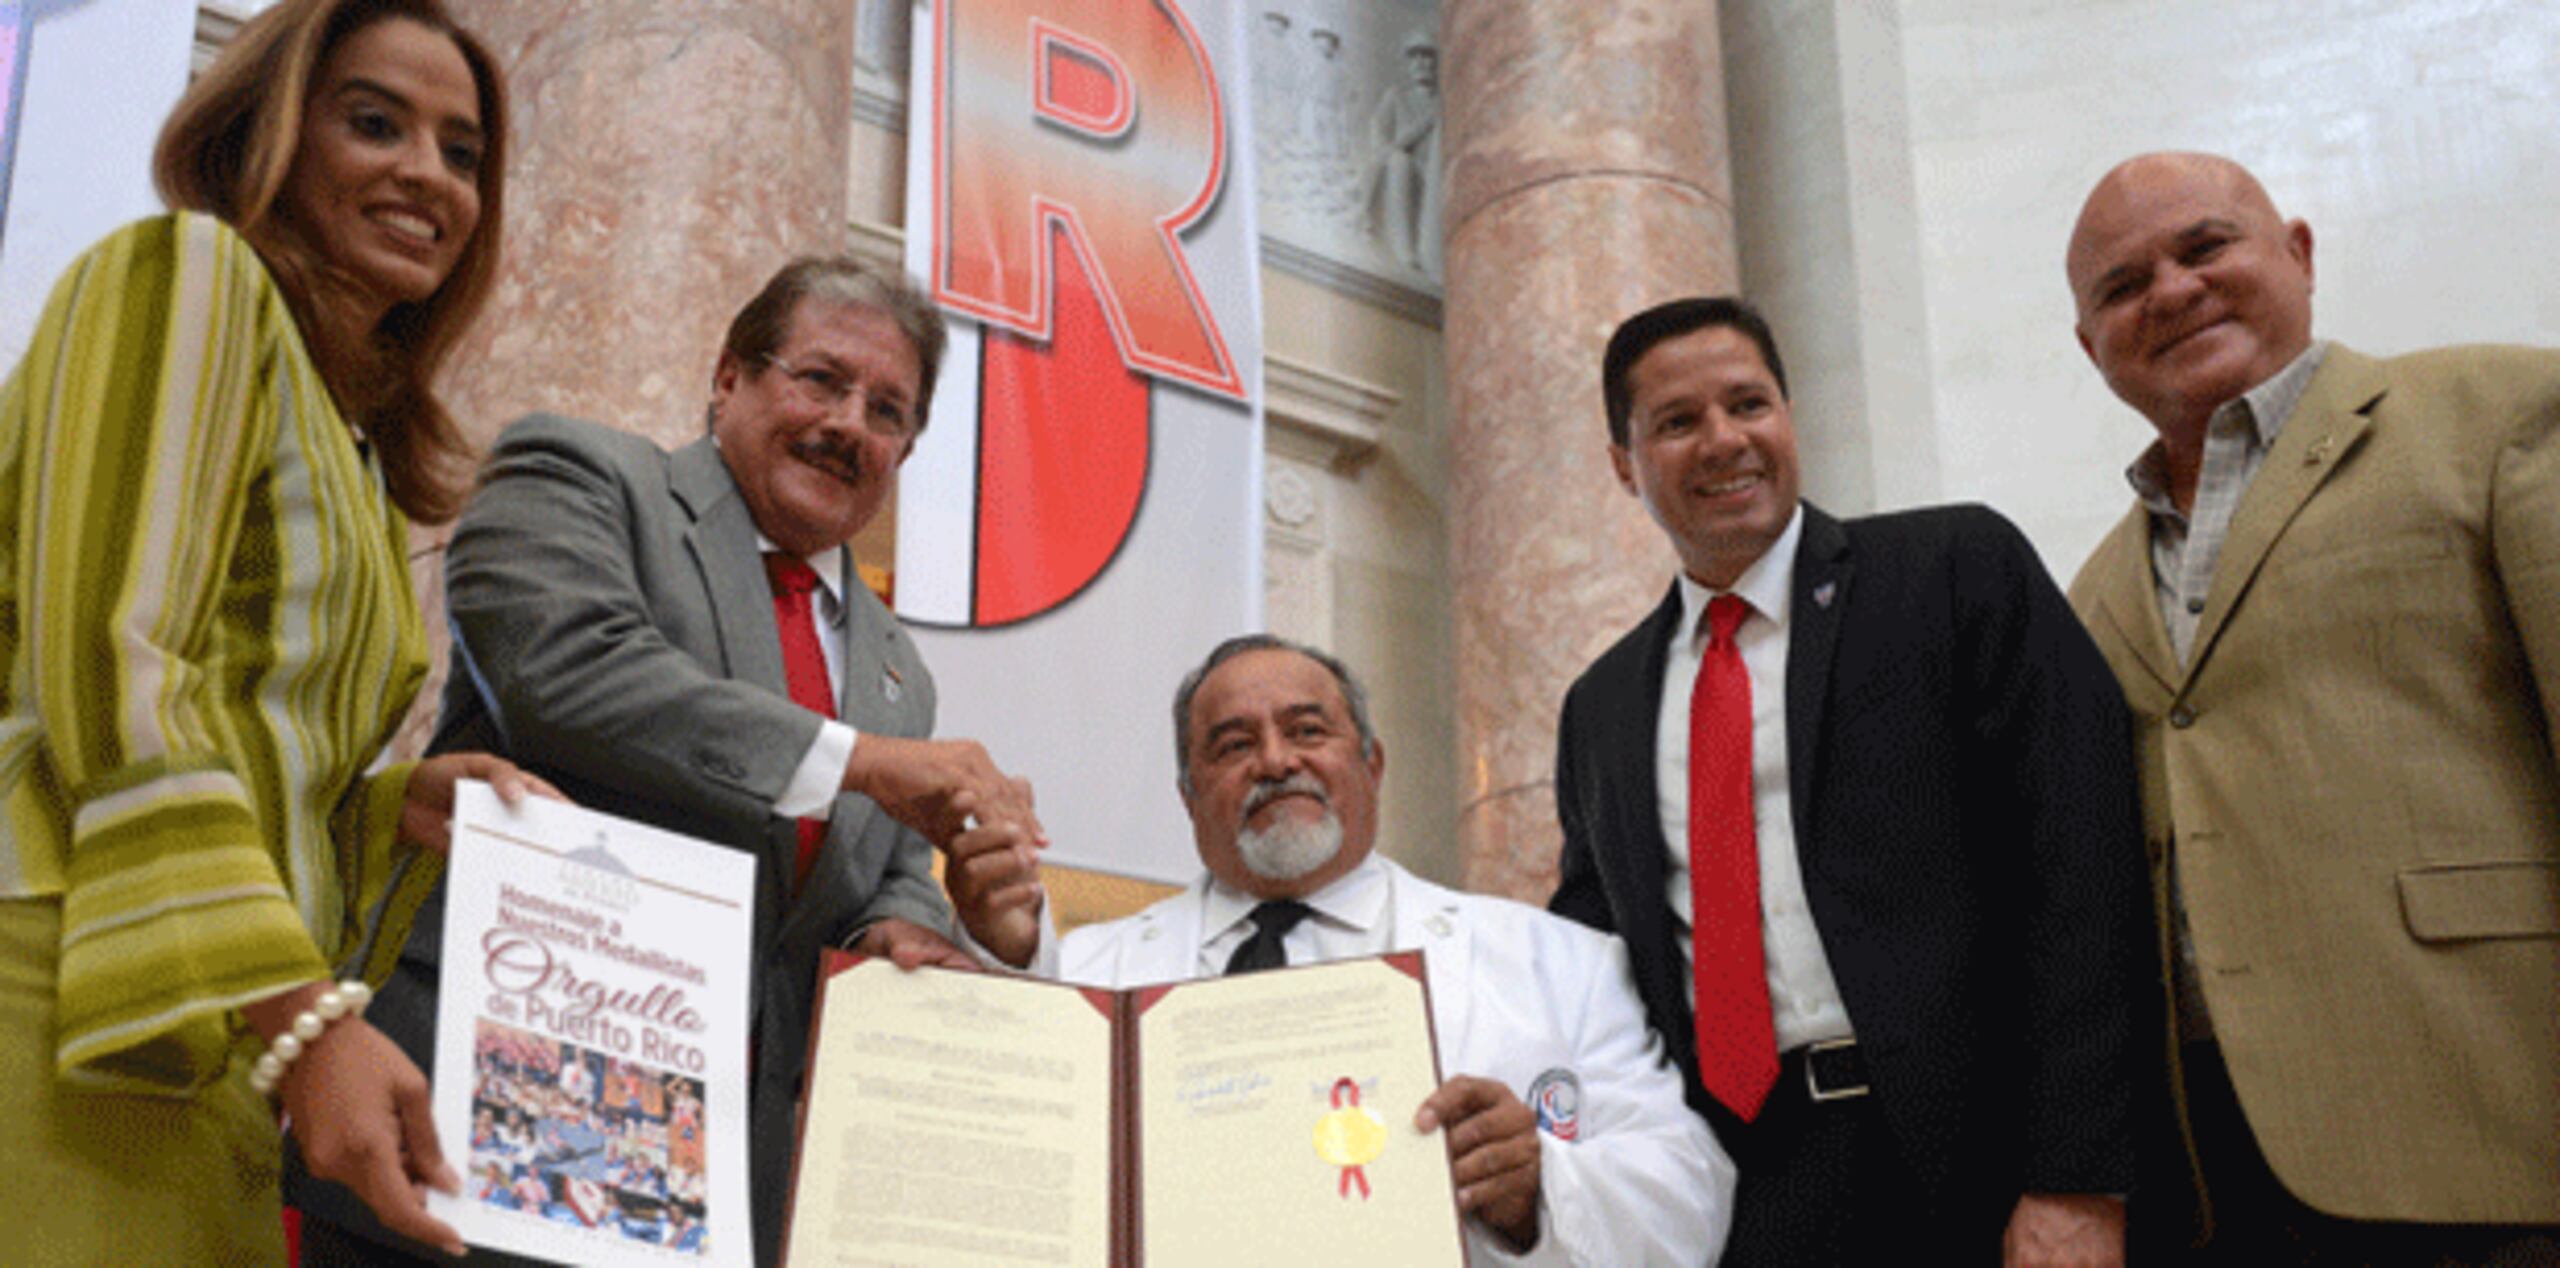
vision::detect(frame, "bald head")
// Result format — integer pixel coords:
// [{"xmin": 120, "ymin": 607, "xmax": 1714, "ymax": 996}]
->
[
  {"xmin": 2066, "ymin": 152, "xmax": 2316, "ymax": 438},
  {"xmin": 2067, "ymin": 153, "xmax": 2283, "ymax": 281}
]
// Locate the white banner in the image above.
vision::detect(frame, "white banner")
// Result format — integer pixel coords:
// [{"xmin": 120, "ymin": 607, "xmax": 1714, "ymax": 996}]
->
[
  {"xmin": 899, "ymin": 0, "xmax": 1264, "ymax": 884},
  {"xmin": 0, "ymin": 0, "xmax": 193, "ymax": 369}
]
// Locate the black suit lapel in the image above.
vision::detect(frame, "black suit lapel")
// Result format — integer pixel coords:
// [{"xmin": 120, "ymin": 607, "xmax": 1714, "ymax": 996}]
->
[
  {"xmin": 1786, "ymin": 506, "xmax": 1854, "ymax": 823},
  {"xmin": 1612, "ymin": 583, "xmax": 1687, "ymax": 958}
]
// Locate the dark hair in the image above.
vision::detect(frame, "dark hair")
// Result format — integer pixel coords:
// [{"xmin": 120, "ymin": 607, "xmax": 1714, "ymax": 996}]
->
[
  {"xmin": 1172, "ymin": 634, "xmax": 1378, "ymax": 796},
  {"xmin": 717, "ymin": 256, "xmax": 949, "ymax": 433},
  {"xmin": 1601, "ymin": 296, "xmax": 1788, "ymax": 447},
  {"xmin": 155, "ymin": 0, "xmax": 509, "ymax": 525}
]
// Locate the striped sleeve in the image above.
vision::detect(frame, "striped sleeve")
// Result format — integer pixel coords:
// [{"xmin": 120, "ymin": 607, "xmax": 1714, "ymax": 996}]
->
[
  {"xmin": 15, "ymin": 216, "xmax": 327, "ymax": 1091},
  {"xmin": 337, "ymin": 757, "xmax": 441, "ymax": 987}
]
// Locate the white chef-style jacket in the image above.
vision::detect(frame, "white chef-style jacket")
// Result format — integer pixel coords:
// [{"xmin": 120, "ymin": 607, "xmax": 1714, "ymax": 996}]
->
[{"xmin": 1058, "ymin": 856, "xmax": 1735, "ymax": 1267}]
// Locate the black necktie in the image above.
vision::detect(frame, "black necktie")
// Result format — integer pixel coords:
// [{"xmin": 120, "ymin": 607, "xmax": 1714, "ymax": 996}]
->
[{"xmin": 1223, "ymin": 900, "xmax": 1315, "ymax": 975}]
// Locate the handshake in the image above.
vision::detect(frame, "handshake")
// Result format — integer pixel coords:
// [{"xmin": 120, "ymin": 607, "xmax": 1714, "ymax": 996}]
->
[{"xmin": 840, "ymin": 734, "xmax": 1047, "ymax": 970}]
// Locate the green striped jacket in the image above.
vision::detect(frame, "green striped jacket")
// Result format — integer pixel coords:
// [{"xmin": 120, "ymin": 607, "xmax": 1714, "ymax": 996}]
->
[{"xmin": 0, "ymin": 213, "xmax": 434, "ymax": 1094}]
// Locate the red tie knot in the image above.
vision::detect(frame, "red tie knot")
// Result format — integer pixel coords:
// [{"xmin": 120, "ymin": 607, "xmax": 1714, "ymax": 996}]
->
[
  {"xmin": 1705, "ymin": 593, "xmax": 1750, "ymax": 648},
  {"xmin": 764, "ymin": 552, "xmax": 822, "ymax": 598}
]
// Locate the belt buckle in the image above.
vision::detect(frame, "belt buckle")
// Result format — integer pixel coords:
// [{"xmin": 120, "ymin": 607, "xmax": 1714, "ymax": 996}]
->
[{"xmin": 1805, "ymin": 1037, "xmax": 1869, "ymax": 1103}]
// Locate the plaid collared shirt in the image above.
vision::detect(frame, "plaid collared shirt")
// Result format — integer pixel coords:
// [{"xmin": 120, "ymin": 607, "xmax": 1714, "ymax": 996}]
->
[{"xmin": 2125, "ymin": 341, "xmax": 2330, "ymax": 663}]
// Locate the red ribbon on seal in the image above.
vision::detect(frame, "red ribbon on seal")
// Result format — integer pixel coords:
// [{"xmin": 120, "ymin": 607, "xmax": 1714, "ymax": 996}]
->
[{"xmin": 1332, "ymin": 1078, "xmax": 1371, "ymax": 1200}]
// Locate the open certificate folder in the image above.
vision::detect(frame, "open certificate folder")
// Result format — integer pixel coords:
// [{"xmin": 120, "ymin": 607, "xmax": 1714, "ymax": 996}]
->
[
  {"xmin": 782, "ymin": 953, "xmax": 1467, "ymax": 1268},
  {"xmin": 427, "ymin": 782, "xmax": 756, "ymax": 1268}
]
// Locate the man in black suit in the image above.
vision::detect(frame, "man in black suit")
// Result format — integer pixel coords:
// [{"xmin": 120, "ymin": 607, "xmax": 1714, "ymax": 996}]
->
[{"xmin": 1549, "ymin": 297, "xmax": 2152, "ymax": 1264}]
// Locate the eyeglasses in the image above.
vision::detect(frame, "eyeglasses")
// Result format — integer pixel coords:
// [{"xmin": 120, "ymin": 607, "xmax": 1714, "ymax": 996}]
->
[{"xmin": 761, "ymin": 354, "xmax": 919, "ymax": 441}]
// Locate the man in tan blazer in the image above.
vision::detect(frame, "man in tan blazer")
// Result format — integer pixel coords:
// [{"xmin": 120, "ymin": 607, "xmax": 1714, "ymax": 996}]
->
[{"xmin": 2061, "ymin": 151, "xmax": 2559, "ymax": 1261}]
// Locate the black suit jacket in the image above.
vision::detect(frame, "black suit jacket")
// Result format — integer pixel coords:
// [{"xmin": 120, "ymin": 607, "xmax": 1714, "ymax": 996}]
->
[{"xmin": 1552, "ymin": 502, "xmax": 2152, "ymax": 1222}]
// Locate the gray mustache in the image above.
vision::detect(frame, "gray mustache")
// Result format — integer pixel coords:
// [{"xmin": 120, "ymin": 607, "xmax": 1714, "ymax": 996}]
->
[
  {"xmin": 1242, "ymin": 773, "xmax": 1328, "ymax": 819},
  {"xmin": 789, "ymin": 435, "xmax": 866, "ymax": 482}
]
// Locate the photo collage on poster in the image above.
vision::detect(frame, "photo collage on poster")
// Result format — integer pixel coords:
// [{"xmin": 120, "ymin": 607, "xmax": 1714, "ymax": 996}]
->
[{"xmin": 467, "ymin": 1019, "xmax": 711, "ymax": 1257}]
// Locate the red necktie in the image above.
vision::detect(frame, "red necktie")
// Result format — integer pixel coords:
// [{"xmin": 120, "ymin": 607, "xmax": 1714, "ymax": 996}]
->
[
  {"xmin": 764, "ymin": 553, "xmax": 836, "ymax": 893},
  {"xmin": 1689, "ymin": 593, "xmax": 1779, "ymax": 1120}
]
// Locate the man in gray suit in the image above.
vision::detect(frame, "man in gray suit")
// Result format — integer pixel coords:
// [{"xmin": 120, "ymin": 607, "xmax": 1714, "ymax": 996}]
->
[{"xmin": 292, "ymin": 257, "xmax": 1042, "ymax": 1267}]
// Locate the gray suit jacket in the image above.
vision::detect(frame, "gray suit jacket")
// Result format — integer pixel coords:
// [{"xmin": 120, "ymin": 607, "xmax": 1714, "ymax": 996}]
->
[{"xmin": 293, "ymin": 415, "xmax": 951, "ymax": 1267}]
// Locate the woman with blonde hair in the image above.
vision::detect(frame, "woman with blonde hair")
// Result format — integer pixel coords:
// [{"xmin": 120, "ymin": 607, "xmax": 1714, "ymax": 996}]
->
[{"xmin": 0, "ymin": 0, "xmax": 551, "ymax": 1259}]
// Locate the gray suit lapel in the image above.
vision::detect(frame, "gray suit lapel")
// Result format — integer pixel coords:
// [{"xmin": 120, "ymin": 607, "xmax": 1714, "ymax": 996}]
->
[
  {"xmin": 670, "ymin": 437, "xmax": 802, "ymax": 930},
  {"xmin": 832, "ymin": 556, "xmax": 903, "ymax": 734},
  {"xmin": 671, "ymin": 437, "xmax": 789, "ymax": 696}
]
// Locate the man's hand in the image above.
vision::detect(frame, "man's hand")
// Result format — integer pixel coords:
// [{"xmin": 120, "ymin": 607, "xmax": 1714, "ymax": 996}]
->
[
  {"xmin": 250, "ymin": 984, "xmax": 465, "ymax": 1257},
  {"xmin": 852, "ymin": 917, "xmax": 978, "ymax": 971},
  {"xmin": 402, "ymin": 753, "xmax": 565, "ymax": 854},
  {"xmin": 841, "ymin": 735, "xmax": 1043, "ymax": 848},
  {"xmin": 2003, "ymin": 1192, "xmax": 2125, "ymax": 1268},
  {"xmin": 943, "ymin": 815, "xmax": 1045, "ymax": 968},
  {"xmin": 1416, "ymin": 1075, "xmax": 1541, "ymax": 1251}
]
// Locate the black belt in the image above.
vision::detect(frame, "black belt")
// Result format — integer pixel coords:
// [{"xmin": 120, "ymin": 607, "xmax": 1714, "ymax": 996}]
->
[{"xmin": 1782, "ymin": 1037, "xmax": 1871, "ymax": 1103}]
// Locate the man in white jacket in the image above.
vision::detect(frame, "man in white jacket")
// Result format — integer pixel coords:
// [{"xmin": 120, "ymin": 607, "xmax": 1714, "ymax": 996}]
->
[{"xmin": 951, "ymin": 634, "xmax": 1734, "ymax": 1265}]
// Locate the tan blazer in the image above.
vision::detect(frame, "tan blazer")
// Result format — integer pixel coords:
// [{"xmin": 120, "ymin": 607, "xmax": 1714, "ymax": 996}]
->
[{"xmin": 2070, "ymin": 344, "xmax": 2560, "ymax": 1225}]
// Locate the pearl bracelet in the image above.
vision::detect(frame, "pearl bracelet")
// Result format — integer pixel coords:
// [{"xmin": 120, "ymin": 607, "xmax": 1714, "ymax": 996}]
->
[{"xmin": 246, "ymin": 980, "xmax": 373, "ymax": 1097}]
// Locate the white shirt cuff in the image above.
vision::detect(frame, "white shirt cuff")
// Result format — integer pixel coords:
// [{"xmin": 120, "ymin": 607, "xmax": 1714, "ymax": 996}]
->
[{"xmin": 775, "ymin": 720, "xmax": 859, "ymax": 818}]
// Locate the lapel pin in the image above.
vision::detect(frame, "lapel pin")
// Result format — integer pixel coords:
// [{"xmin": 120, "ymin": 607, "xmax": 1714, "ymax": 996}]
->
[
  {"xmin": 2304, "ymin": 435, "xmax": 2333, "ymax": 465},
  {"xmin": 881, "ymin": 666, "xmax": 903, "ymax": 703},
  {"xmin": 1813, "ymin": 581, "xmax": 1836, "ymax": 609},
  {"xmin": 1425, "ymin": 914, "xmax": 1453, "ymax": 938}
]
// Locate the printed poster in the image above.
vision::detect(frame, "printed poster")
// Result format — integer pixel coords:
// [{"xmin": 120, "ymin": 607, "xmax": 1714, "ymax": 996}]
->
[{"xmin": 429, "ymin": 782, "xmax": 756, "ymax": 1268}]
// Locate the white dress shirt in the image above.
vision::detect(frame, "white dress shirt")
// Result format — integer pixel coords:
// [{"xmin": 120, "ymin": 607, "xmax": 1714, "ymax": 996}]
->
[
  {"xmin": 1195, "ymin": 853, "xmax": 1395, "ymax": 974},
  {"xmin": 1652, "ymin": 507, "xmax": 1854, "ymax": 1052}
]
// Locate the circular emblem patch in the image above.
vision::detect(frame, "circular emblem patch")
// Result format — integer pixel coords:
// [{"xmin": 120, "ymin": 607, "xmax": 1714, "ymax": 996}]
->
[{"xmin": 1527, "ymin": 1067, "xmax": 1582, "ymax": 1142}]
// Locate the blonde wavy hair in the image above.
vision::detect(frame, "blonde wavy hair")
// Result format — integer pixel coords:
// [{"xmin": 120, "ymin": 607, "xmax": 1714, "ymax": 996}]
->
[{"xmin": 153, "ymin": 0, "xmax": 508, "ymax": 524}]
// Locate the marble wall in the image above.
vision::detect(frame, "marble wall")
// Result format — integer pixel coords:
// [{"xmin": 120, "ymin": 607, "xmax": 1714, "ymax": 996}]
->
[
  {"xmin": 1898, "ymin": 0, "xmax": 2560, "ymax": 576},
  {"xmin": 443, "ymin": 0, "xmax": 854, "ymax": 453},
  {"xmin": 1440, "ymin": 0, "xmax": 1739, "ymax": 903}
]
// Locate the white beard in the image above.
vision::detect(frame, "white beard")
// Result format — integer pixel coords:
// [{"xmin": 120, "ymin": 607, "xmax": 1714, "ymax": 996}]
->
[{"xmin": 1237, "ymin": 810, "xmax": 1342, "ymax": 882}]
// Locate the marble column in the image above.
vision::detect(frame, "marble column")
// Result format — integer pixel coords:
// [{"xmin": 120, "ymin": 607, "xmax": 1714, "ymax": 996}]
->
[
  {"xmin": 395, "ymin": 0, "xmax": 855, "ymax": 755},
  {"xmin": 1440, "ymin": 2, "xmax": 1739, "ymax": 902}
]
